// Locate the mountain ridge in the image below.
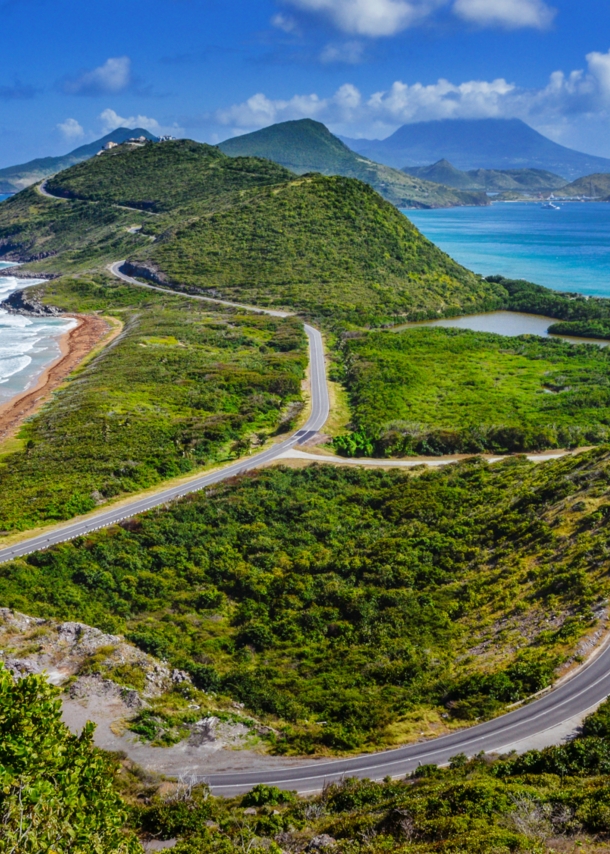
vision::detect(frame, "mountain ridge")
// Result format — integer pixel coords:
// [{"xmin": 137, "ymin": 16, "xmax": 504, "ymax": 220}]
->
[
  {"xmin": 403, "ymin": 158, "xmax": 566, "ymax": 192},
  {"xmin": 218, "ymin": 119, "xmax": 488, "ymax": 209},
  {"xmin": 0, "ymin": 127, "xmax": 158, "ymax": 194},
  {"xmin": 341, "ymin": 118, "xmax": 610, "ymax": 180}
]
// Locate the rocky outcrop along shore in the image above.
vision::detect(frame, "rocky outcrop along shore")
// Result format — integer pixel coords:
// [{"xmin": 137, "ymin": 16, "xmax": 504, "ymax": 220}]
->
[{"xmin": 0, "ymin": 289, "xmax": 63, "ymax": 317}]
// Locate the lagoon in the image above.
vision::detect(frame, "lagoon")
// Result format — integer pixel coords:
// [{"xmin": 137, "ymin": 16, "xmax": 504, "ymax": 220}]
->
[{"xmin": 395, "ymin": 310, "xmax": 608, "ymax": 348}]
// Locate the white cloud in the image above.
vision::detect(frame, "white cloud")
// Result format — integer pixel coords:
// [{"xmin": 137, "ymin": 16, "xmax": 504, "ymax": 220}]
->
[
  {"xmin": 271, "ymin": 12, "xmax": 300, "ymax": 33},
  {"xmin": 214, "ymin": 49, "xmax": 610, "ymax": 140},
  {"xmin": 216, "ymin": 84, "xmax": 361, "ymax": 133},
  {"xmin": 282, "ymin": 0, "xmax": 439, "ymax": 37},
  {"xmin": 453, "ymin": 0, "xmax": 556, "ymax": 29},
  {"xmin": 63, "ymin": 57, "xmax": 132, "ymax": 96},
  {"xmin": 99, "ymin": 108, "xmax": 183, "ymax": 138},
  {"xmin": 320, "ymin": 41, "xmax": 365, "ymax": 64},
  {"xmin": 57, "ymin": 118, "xmax": 84, "ymax": 140}
]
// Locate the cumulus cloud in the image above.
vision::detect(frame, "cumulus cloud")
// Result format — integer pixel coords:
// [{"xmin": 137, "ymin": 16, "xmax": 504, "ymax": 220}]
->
[
  {"xmin": 320, "ymin": 41, "xmax": 365, "ymax": 64},
  {"xmin": 216, "ymin": 84, "xmax": 362, "ymax": 133},
  {"xmin": 453, "ymin": 0, "xmax": 556, "ymax": 29},
  {"xmin": 62, "ymin": 57, "xmax": 132, "ymax": 96},
  {"xmin": 99, "ymin": 108, "xmax": 184, "ymax": 138},
  {"xmin": 282, "ymin": 0, "xmax": 439, "ymax": 37},
  {"xmin": 57, "ymin": 118, "xmax": 84, "ymax": 140},
  {"xmin": 271, "ymin": 12, "xmax": 300, "ymax": 33},
  {"xmin": 215, "ymin": 48, "xmax": 610, "ymax": 138},
  {"xmin": 280, "ymin": 0, "xmax": 553, "ymax": 35}
]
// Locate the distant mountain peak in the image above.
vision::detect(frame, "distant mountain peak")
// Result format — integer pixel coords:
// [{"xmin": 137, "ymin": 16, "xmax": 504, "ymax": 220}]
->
[
  {"xmin": 345, "ymin": 117, "xmax": 610, "ymax": 181},
  {"xmin": 0, "ymin": 127, "xmax": 159, "ymax": 193},
  {"xmin": 219, "ymin": 120, "xmax": 488, "ymax": 209}
]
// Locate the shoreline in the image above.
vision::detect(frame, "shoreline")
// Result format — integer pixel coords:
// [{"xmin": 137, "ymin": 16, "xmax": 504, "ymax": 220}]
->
[{"xmin": 0, "ymin": 314, "xmax": 117, "ymax": 443}]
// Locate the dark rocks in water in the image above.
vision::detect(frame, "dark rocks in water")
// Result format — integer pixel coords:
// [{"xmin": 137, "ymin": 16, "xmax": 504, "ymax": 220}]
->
[{"xmin": 0, "ymin": 289, "xmax": 63, "ymax": 317}]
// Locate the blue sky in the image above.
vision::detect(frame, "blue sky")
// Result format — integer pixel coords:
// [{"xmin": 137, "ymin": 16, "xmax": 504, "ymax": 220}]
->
[{"xmin": 2, "ymin": 0, "xmax": 610, "ymax": 167}]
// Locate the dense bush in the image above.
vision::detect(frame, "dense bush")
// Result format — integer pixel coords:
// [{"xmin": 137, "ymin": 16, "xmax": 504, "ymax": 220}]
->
[
  {"xmin": 0, "ymin": 665, "xmax": 139, "ymax": 853},
  {"xmin": 130, "ymin": 703, "xmax": 610, "ymax": 853},
  {"xmin": 336, "ymin": 326, "xmax": 610, "ymax": 456},
  {"xmin": 1, "ymin": 451, "xmax": 609, "ymax": 752}
]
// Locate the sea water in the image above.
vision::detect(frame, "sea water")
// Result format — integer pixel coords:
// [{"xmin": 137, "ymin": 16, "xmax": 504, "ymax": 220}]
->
[
  {"xmin": 0, "ymin": 264, "xmax": 77, "ymax": 408},
  {"xmin": 407, "ymin": 202, "xmax": 610, "ymax": 297}
]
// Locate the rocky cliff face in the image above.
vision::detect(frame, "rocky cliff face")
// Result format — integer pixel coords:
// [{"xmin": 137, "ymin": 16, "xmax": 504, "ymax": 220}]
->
[{"xmin": 0, "ymin": 289, "xmax": 63, "ymax": 317}]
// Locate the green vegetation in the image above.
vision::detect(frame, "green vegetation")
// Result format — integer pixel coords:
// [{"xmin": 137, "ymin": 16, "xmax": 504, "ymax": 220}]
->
[
  {"xmin": 46, "ymin": 139, "xmax": 291, "ymax": 213},
  {"xmin": 0, "ymin": 127, "xmax": 156, "ymax": 194},
  {"xmin": 8, "ymin": 660, "xmax": 610, "ymax": 853},
  {"xmin": 0, "ymin": 139, "xmax": 506, "ymax": 325},
  {"xmin": 146, "ymin": 173, "xmax": 504, "ymax": 325},
  {"xmin": 1, "ymin": 452, "xmax": 609, "ymax": 752},
  {"xmin": 492, "ymin": 275, "xmax": 610, "ymax": 324},
  {"xmin": 559, "ymin": 172, "xmax": 610, "ymax": 198},
  {"xmin": 0, "ymin": 186, "xmax": 154, "ymax": 273},
  {"xmin": 218, "ymin": 119, "xmax": 488, "ymax": 209},
  {"xmin": 549, "ymin": 320, "xmax": 610, "ymax": 340},
  {"xmin": 0, "ymin": 275, "xmax": 306, "ymax": 532},
  {"xmin": 0, "ymin": 665, "xmax": 140, "ymax": 852},
  {"xmin": 403, "ymin": 159, "xmax": 566, "ymax": 192},
  {"xmin": 129, "ymin": 699, "xmax": 610, "ymax": 853},
  {"xmin": 335, "ymin": 326, "xmax": 610, "ymax": 456}
]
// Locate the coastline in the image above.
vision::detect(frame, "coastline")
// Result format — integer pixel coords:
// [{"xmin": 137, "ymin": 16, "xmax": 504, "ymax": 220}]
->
[{"xmin": 0, "ymin": 313, "xmax": 117, "ymax": 442}]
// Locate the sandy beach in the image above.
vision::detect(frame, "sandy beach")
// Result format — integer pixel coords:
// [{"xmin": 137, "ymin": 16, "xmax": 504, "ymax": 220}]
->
[{"xmin": 0, "ymin": 314, "xmax": 116, "ymax": 442}]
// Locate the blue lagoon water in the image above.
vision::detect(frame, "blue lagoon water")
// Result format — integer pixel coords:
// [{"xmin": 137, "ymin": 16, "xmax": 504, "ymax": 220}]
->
[{"xmin": 407, "ymin": 203, "xmax": 610, "ymax": 298}]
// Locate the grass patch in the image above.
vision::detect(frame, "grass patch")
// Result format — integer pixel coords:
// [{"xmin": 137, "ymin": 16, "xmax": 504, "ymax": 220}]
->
[
  {"xmin": 335, "ymin": 327, "xmax": 610, "ymax": 456},
  {"xmin": 1, "ymin": 452, "xmax": 609, "ymax": 753},
  {"xmin": 0, "ymin": 274, "xmax": 306, "ymax": 532}
]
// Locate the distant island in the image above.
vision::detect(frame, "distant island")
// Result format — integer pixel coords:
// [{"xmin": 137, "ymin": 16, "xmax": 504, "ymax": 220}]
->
[{"xmin": 341, "ymin": 117, "xmax": 610, "ymax": 180}]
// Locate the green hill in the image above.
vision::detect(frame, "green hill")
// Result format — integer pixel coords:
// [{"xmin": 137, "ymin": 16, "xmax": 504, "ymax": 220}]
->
[
  {"xmin": 138, "ymin": 172, "xmax": 504, "ymax": 324},
  {"xmin": 0, "ymin": 127, "xmax": 157, "ymax": 194},
  {"xmin": 3, "ymin": 139, "xmax": 505, "ymax": 325},
  {"xmin": 404, "ymin": 159, "xmax": 566, "ymax": 192},
  {"xmin": 218, "ymin": 119, "xmax": 488, "ymax": 209},
  {"xmin": 558, "ymin": 172, "xmax": 610, "ymax": 198},
  {"xmin": 45, "ymin": 138, "xmax": 292, "ymax": 212}
]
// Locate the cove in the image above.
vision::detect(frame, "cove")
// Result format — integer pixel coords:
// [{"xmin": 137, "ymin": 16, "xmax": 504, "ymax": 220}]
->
[{"xmin": 395, "ymin": 310, "xmax": 608, "ymax": 348}]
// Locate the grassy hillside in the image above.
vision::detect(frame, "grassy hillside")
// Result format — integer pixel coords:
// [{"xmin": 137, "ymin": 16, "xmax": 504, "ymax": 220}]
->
[
  {"xmin": 2, "ymin": 141, "xmax": 505, "ymax": 325},
  {"xmin": 404, "ymin": 160, "xmax": 566, "ymax": 192},
  {"xmin": 2, "ymin": 450, "xmax": 610, "ymax": 753},
  {"xmin": 0, "ymin": 275, "xmax": 306, "ymax": 531},
  {"xmin": 46, "ymin": 139, "xmax": 292, "ymax": 212},
  {"xmin": 0, "ymin": 186, "xmax": 155, "ymax": 270},
  {"xmin": 334, "ymin": 326, "xmax": 610, "ymax": 456},
  {"xmin": 142, "ymin": 173, "xmax": 504, "ymax": 325},
  {"xmin": 0, "ymin": 127, "xmax": 157, "ymax": 194},
  {"xmin": 218, "ymin": 120, "xmax": 488, "ymax": 209},
  {"xmin": 559, "ymin": 172, "xmax": 610, "ymax": 198}
]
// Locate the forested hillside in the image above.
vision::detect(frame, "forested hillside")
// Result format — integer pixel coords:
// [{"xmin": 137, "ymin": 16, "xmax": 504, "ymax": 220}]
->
[{"xmin": 2, "ymin": 451, "xmax": 610, "ymax": 752}]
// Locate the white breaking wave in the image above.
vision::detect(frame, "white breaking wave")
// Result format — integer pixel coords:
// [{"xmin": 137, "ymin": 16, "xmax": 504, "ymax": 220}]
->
[
  {"xmin": 0, "ymin": 355, "xmax": 32, "ymax": 384},
  {"xmin": 0, "ymin": 272, "xmax": 76, "ymax": 402}
]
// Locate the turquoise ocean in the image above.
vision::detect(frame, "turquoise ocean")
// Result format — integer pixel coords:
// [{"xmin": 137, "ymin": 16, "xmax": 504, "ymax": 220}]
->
[{"xmin": 407, "ymin": 202, "xmax": 610, "ymax": 297}]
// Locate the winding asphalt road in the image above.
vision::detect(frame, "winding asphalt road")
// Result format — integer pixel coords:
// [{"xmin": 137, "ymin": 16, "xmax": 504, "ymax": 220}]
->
[
  {"xmin": 0, "ymin": 263, "xmax": 329, "ymax": 565},
  {"xmin": 5, "ymin": 185, "xmax": 610, "ymax": 794}
]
